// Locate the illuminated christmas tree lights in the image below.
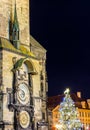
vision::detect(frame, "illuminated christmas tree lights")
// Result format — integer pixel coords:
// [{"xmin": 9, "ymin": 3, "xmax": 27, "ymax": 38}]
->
[{"xmin": 59, "ymin": 88, "xmax": 82, "ymax": 130}]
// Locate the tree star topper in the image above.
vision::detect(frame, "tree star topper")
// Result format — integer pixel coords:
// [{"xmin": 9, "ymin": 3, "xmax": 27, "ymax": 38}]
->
[{"xmin": 64, "ymin": 88, "xmax": 70, "ymax": 95}]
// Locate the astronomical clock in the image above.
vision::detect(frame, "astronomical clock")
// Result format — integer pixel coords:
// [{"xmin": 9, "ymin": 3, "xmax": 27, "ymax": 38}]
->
[
  {"xmin": 10, "ymin": 59, "xmax": 34, "ymax": 130},
  {"xmin": 16, "ymin": 83, "xmax": 30, "ymax": 105}
]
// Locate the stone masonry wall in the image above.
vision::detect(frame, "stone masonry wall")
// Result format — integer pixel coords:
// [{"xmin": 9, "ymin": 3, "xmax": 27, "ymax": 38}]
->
[
  {"xmin": 0, "ymin": 50, "xmax": 3, "ymax": 122},
  {"xmin": 0, "ymin": 0, "xmax": 12, "ymax": 38},
  {"xmin": 0, "ymin": 50, "xmax": 3, "ymax": 86}
]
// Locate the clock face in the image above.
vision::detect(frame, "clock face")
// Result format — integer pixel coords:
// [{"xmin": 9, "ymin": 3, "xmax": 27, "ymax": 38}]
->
[
  {"xmin": 17, "ymin": 83, "xmax": 30, "ymax": 105},
  {"xmin": 19, "ymin": 111, "xmax": 30, "ymax": 128}
]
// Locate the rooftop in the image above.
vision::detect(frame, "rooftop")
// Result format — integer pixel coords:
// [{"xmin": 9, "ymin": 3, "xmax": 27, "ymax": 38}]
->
[
  {"xmin": 47, "ymin": 93, "xmax": 86, "ymax": 110},
  {"xmin": 0, "ymin": 37, "xmax": 35, "ymax": 57}
]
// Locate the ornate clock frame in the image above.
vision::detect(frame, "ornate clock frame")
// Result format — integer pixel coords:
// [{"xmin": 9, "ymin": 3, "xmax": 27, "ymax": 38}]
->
[{"xmin": 8, "ymin": 59, "xmax": 35, "ymax": 130}]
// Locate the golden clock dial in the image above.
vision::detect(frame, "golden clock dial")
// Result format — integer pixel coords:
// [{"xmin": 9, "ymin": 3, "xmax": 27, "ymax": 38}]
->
[
  {"xmin": 19, "ymin": 111, "xmax": 30, "ymax": 128},
  {"xmin": 17, "ymin": 83, "xmax": 30, "ymax": 105}
]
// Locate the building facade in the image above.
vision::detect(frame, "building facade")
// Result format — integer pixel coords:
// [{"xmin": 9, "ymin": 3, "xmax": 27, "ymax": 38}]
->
[
  {"xmin": 0, "ymin": 0, "xmax": 48, "ymax": 130},
  {"xmin": 48, "ymin": 92, "xmax": 90, "ymax": 130}
]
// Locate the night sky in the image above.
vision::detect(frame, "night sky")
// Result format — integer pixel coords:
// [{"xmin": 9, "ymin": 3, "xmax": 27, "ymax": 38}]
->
[{"xmin": 30, "ymin": 0, "xmax": 90, "ymax": 99}]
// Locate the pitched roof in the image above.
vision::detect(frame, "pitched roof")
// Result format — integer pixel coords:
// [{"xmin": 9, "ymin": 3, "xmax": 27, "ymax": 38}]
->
[
  {"xmin": 47, "ymin": 93, "xmax": 85, "ymax": 110},
  {"xmin": 0, "ymin": 37, "xmax": 35, "ymax": 57},
  {"xmin": 30, "ymin": 35, "xmax": 46, "ymax": 52}
]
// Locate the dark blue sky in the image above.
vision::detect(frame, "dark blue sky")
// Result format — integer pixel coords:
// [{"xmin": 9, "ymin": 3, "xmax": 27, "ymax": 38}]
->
[{"xmin": 30, "ymin": 0, "xmax": 90, "ymax": 99}]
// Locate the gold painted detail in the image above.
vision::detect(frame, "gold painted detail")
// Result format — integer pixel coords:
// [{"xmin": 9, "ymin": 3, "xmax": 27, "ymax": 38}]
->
[{"xmin": 19, "ymin": 111, "xmax": 30, "ymax": 128}]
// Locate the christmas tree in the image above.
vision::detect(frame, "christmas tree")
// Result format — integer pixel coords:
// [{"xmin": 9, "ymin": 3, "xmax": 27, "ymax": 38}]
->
[{"xmin": 59, "ymin": 88, "xmax": 82, "ymax": 130}]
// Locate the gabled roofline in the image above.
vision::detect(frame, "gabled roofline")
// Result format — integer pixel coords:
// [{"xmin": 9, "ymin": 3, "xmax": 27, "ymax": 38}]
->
[{"xmin": 30, "ymin": 35, "xmax": 47, "ymax": 52}]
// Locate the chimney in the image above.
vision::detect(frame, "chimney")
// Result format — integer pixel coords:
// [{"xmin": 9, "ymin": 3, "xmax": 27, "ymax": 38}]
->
[
  {"xmin": 81, "ymin": 101, "xmax": 86, "ymax": 108},
  {"xmin": 77, "ymin": 92, "xmax": 81, "ymax": 98},
  {"xmin": 87, "ymin": 99, "xmax": 90, "ymax": 109}
]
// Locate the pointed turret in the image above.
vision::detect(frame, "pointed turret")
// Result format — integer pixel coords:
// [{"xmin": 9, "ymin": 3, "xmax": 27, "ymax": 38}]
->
[{"xmin": 12, "ymin": 0, "xmax": 20, "ymax": 49}]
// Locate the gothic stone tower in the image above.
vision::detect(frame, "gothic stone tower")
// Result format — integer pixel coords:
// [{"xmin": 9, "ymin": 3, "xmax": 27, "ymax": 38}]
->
[{"xmin": 0, "ymin": 0, "xmax": 48, "ymax": 130}]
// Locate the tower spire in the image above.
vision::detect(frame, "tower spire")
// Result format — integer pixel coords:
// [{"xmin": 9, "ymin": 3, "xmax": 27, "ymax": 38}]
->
[
  {"xmin": 14, "ymin": 0, "xmax": 18, "ymax": 27},
  {"xmin": 12, "ymin": 0, "xmax": 20, "ymax": 49}
]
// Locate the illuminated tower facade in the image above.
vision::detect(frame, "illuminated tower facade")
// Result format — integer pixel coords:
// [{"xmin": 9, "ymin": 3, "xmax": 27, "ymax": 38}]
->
[{"xmin": 0, "ymin": 0, "xmax": 48, "ymax": 130}]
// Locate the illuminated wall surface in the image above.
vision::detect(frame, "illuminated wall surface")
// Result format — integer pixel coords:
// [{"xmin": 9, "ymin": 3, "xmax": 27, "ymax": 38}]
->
[{"xmin": 0, "ymin": 0, "xmax": 48, "ymax": 130}]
